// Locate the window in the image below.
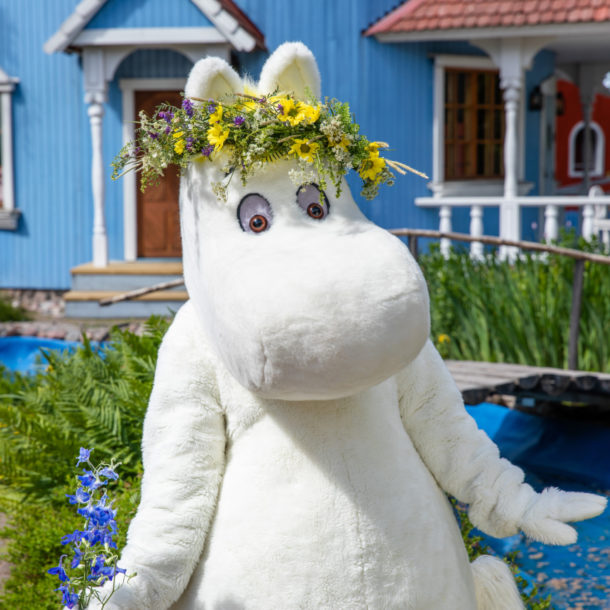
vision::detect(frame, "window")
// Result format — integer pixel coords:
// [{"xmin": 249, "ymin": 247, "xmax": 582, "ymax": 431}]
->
[
  {"xmin": 568, "ymin": 121, "xmax": 604, "ymax": 178},
  {"xmin": 444, "ymin": 68, "xmax": 505, "ymax": 180},
  {"xmin": 0, "ymin": 66, "xmax": 19, "ymax": 230}
]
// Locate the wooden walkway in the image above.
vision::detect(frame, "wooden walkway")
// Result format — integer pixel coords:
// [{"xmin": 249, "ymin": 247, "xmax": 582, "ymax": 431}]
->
[{"xmin": 446, "ymin": 360, "xmax": 610, "ymax": 410}]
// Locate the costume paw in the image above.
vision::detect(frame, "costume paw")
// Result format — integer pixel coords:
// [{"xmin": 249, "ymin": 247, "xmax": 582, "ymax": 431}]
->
[{"xmin": 519, "ymin": 487, "xmax": 607, "ymax": 545}]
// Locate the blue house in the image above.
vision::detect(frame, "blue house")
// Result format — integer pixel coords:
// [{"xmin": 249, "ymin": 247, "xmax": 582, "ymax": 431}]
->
[{"xmin": 1, "ymin": 0, "xmax": 609, "ymax": 316}]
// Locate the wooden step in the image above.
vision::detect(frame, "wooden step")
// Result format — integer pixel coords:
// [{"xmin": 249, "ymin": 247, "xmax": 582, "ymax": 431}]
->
[
  {"xmin": 64, "ymin": 290, "xmax": 188, "ymax": 302},
  {"xmin": 71, "ymin": 261, "xmax": 183, "ymax": 275}
]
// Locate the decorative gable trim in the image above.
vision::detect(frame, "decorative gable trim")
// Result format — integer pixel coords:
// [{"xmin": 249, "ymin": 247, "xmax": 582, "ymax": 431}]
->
[
  {"xmin": 44, "ymin": 0, "xmax": 265, "ymax": 55},
  {"xmin": 44, "ymin": 0, "xmax": 106, "ymax": 54}
]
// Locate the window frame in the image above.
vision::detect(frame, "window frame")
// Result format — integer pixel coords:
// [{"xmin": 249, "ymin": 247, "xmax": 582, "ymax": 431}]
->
[
  {"xmin": 568, "ymin": 120, "xmax": 605, "ymax": 178},
  {"xmin": 0, "ymin": 66, "xmax": 19, "ymax": 230},
  {"xmin": 431, "ymin": 54, "xmax": 528, "ymax": 197}
]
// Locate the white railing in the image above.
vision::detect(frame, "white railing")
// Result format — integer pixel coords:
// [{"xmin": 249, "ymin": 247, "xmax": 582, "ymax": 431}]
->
[{"xmin": 415, "ymin": 186, "xmax": 610, "ymax": 258}]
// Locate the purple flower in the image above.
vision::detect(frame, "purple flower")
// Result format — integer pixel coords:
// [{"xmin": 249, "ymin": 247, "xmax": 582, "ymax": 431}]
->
[
  {"xmin": 207, "ymin": 103, "xmax": 217, "ymax": 114},
  {"xmin": 158, "ymin": 110, "xmax": 173, "ymax": 123},
  {"xmin": 165, "ymin": 125, "xmax": 171, "ymax": 135},
  {"xmin": 182, "ymin": 98, "xmax": 194, "ymax": 117},
  {"xmin": 202, "ymin": 145, "xmax": 214, "ymax": 157},
  {"xmin": 76, "ymin": 448, "xmax": 91, "ymax": 466},
  {"xmin": 233, "ymin": 115, "xmax": 245, "ymax": 127},
  {"xmin": 186, "ymin": 136, "xmax": 195, "ymax": 152},
  {"xmin": 148, "ymin": 131, "xmax": 159, "ymax": 140},
  {"xmin": 277, "ymin": 103, "xmax": 284, "ymax": 114}
]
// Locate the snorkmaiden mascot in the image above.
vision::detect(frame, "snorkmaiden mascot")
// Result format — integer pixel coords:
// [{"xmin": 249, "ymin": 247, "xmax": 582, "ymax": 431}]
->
[{"xmin": 99, "ymin": 43, "xmax": 606, "ymax": 610}]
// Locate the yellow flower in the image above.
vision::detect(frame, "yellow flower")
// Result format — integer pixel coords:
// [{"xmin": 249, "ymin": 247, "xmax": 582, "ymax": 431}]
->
[
  {"xmin": 289, "ymin": 138, "xmax": 319, "ymax": 163},
  {"xmin": 172, "ymin": 131, "xmax": 184, "ymax": 139},
  {"xmin": 207, "ymin": 123, "xmax": 229, "ymax": 151},
  {"xmin": 209, "ymin": 103, "xmax": 223, "ymax": 124},
  {"xmin": 174, "ymin": 139, "xmax": 185, "ymax": 154},
  {"xmin": 297, "ymin": 103, "xmax": 321, "ymax": 124},
  {"xmin": 438, "ymin": 333, "xmax": 451, "ymax": 345},
  {"xmin": 358, "ymin": 154, "xmax": 386, "ymax": 180},
  {"xmin": 277, "ymin": 97, "xmax": 304, "ymax": 126},
  {"xmin": 333, "ymin": 135, "xmax": 351, "ymax": 150}
]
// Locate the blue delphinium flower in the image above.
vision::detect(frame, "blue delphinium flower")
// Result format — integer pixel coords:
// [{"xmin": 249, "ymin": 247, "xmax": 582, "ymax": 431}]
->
[
  {"xmin": 76, "ymin": 447, "xmax": 91, "ymax": 466},
  {"xmin": 49, "ymin": 449, "xmax": 132, "ymax": 608},
  {"xmin": 48, "ymin": 556, "xmax": 69, "ymax": 582}
]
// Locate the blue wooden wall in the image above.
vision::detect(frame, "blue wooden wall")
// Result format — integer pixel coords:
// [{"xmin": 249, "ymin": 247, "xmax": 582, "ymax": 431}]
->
[{"xmin": 0, "ymin": 0, "xmax": 556, "ymax": 289}]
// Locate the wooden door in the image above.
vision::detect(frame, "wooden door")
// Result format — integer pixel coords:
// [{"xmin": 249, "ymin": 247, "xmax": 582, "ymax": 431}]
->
[{"xmin": 136, "ymin": 90, "xmax": 183, "ymax": 258}]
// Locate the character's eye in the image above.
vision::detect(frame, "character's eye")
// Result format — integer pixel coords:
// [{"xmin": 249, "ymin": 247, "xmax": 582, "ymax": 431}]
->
[
  {"xmin": 237, "ymin": 194, "xmax": 273, "ymax": 234},
  {"xmin": 297, "ymin": 184, "xmax": 329, "ymax": 220}
]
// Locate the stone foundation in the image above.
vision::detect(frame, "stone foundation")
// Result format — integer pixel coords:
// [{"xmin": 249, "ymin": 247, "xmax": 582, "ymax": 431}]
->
[{"xmin": 1, "ymin": 289, "xmax": 66, "ymax": 318}]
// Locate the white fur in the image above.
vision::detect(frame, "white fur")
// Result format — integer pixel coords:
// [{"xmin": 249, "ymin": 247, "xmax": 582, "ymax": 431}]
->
[
  {"xmin": 258, "ymin": 41, "xmax": 321, "ymax": 98},
  {"xmin": 184, "ymin": 56, "xmax": 241, "ymax": 103},
  {"xmin": 93, "ymin": 44, "xmax": 607, "ymax": 609},
  {"xmin": 471, "ymin": 556, "xmax": 524, "ymax": 610}
]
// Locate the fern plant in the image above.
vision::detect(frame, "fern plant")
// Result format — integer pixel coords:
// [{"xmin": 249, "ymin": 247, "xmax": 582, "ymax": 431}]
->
[{"xmin": 0, "ymin": 316, "xmax": 169, "ymax": 500}]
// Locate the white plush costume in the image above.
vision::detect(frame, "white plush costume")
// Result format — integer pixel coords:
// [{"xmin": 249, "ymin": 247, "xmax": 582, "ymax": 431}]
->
[{"xmin": 98, "ymin": 44, "xmax": 606, "ymax": 609}]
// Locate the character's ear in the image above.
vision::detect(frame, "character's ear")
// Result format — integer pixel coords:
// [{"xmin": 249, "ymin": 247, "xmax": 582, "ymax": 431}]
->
[
  {"xmin": 185, "ymin": 56, "xmax": 242, "ymax": 102},
  {"xmin": 258, "ymin": 42, "xmax": 321, "ymax": 99}
]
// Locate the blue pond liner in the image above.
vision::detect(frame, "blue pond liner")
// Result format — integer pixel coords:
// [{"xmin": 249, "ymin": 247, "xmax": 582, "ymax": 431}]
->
[
  {"xmin": 467, "ymin": 403, "xmax": 610, "ymax": 608},
  {"xmin": 0, "ymin": 336, "xmax": 103, "ymax": 374}
]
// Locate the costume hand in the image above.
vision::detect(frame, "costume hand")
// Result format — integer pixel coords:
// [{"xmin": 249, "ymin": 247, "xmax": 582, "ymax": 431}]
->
[{"xmin": 518, "ymin": 487, "xmax": 607, "ymax": 545}]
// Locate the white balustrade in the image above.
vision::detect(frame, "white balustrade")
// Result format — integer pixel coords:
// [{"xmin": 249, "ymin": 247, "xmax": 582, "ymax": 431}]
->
[
  {"xmin": 439, "ymin": 205, "xmax": 452, "ymax": 257},
  {"xmin": 543, "ymin": 205, "xmax": 559, "ymax": 243},
  {"xmin": 469, "ymin": 205, "xmax": 484, "ymax": 260},
  {"xmin": 414, "ymin": 188, "xmax": 609, "ymax": 258}
]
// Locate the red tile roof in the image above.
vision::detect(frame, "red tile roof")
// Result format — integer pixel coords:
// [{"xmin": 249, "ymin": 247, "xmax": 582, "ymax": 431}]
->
[{"xmin": 365, "ymin": 0, "xmax": 610, "ymax": 36}]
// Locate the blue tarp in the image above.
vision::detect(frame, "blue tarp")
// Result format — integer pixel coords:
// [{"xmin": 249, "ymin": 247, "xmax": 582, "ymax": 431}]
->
[
  {"xmin": 0, "ymin": 336, "xmax": 84, "ymax": 374},
  {"xmin": 467, "ymin": 403, "xmax": 610, "ymax": 608}
]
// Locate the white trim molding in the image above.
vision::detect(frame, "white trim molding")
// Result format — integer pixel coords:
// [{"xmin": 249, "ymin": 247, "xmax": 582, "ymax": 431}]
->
[
  {"xmin": 0, "ymin": 67, "xmax": 19, "ymax": 230},
  {"xmin": 568, "ymin": 120, "xmax": 605, "ymax": 178},
  {"xmin": 119, "ymin": 78, "xmax": 187, "ymax": 262},
  {"xmin": 73, "ymin": 27, "xmax": 226, "ymax": 47},
  {"xmin": 44, "ymin": 0, "xmax": 260, "ymax": 54}
]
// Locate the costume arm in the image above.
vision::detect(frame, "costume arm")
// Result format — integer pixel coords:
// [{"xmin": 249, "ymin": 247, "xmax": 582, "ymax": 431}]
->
[
  {"xmin": 90, "ymin": 303, "xmax": 226, "ymax": 609},
  {"xmin": 397, "ymin": 339, "xmax": 606, "ymax": 543}
]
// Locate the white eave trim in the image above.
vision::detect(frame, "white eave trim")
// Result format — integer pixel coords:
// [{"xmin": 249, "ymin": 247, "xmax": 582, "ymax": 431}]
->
[
  {"xmin": 44, "ymin": 0, "xmax": 107, "ymax": 54},
  {"xmin": 191, "ymin": 0, "xmax": 257, "ymax": 52},
  {"xmin": 73, "ymin": 27, "xmax": 227, "ymax": 47},
  {"xmin": 373, "ymin": 21, "xmax": 610, "ymax": 43},
  {"xmin": 44, "ymin": 0, "xmax": 259, "ymax": 54}
]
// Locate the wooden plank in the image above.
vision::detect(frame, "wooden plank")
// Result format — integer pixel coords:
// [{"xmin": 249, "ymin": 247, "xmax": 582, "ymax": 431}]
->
[
  {"xmin": 63, "ymin": 290, "xmax": 188, "ymax": 302},
  {"xmin": 71, "ymin": 262, "xmax": 183, "ymax": 275},
  {"xmin": 445, "ymin": 360, "xmax": 610, "ymax": 407}
]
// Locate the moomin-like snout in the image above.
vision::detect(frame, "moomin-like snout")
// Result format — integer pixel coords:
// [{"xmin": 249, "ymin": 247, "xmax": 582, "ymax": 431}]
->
[{"xmin": 204, "ymin": 223, "xmax": 431, "ymax": 401}]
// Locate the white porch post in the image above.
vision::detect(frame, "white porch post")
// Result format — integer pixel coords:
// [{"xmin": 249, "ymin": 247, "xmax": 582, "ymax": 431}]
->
[
  {"xmin": 475, "ymin": 37, "xmax": 550, "ymax": 259},
  {"xmin": 83, "ymin": 49, "xmax": 109, "ymax": 267},
  {"xmin": 500, "ymin": 74, "xmax": 521, "ymax": 258}
]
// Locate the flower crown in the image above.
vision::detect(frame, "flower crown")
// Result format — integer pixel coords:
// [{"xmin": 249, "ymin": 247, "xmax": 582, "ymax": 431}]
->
[{"xmin": 111, "ymin": 91, "xmax": 427, "ymax": 201}]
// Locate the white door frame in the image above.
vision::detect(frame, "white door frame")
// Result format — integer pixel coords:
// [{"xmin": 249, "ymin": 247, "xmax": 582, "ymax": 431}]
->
[{"xmin": 119, "ymin": 78, "xmax": 187, "ymax": 261}]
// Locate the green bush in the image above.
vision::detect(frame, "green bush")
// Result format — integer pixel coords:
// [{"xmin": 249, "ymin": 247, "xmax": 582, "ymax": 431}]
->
[
  {"xmin": 421, "ymin": 235, "xmax": 610, "ymax": 373},
  {"xmin": 0, "ymin": 294, "xmax": 29, "ymax": 322}
]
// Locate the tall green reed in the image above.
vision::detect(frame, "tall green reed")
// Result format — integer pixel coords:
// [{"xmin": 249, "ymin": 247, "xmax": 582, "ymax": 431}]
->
[{"xmin": 420, "ymin": 237, "xmax": 610, "ymax": 373}]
